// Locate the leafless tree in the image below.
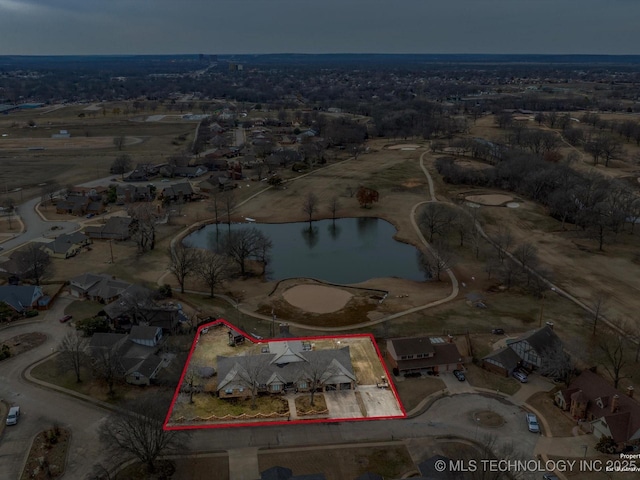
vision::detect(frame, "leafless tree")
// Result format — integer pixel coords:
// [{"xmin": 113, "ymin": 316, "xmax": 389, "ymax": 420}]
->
[
  {"xmin": 599, "ymin": 335, "xmax": 629, "ymax": 389},
  {"xmin": 512, "ymin": 242, "xmax": 539, "ymax": 285},
  {"xmin": 168, "ymin": 242, "xmax": 199, "ymax": 294},
  {"xmin": 328, "ymin": 196, "xmax": 341, "ymax": 222},
  {"xmin": 301, "ymin": 356, "xmax": 337, "ymax": 407},
  {"xmin": 302, "ymin": 192, "xmax": 319, "ymax": 227},
  {"xmin": 1, "ymin": 197, "xmax": 16, "ymax": 230},
  {"xmin": 58, "ymin": 330, "xmax": 88, "ymax": 383},
  {"xmin": 418, "ymin": 203, "xmax": 456, "ymax": 242},
  {"xmin": 128, "ymin": 203, "xmax": 156, "ymax": 253},
  {"xmin": 16, "ymin": 243, "xmax": 51, "ymax": 285},
  {"xmin": 221, "ymin": 227, "xmax": 271, "ymax": 276},
  {"xmin": 113, "ymin": 135, "xmax": 125, "ymax": 151},
  {"xmin": 234, "ymin": 355, "xmax": 268, "ymax": 409},
  {"xmin": 99, "ymin": 397, "xmax": 189, "ymax": 474},
  {"xmin": 40, "ymin": 181, "xmax": 61, "ymax": 208},
  {"xmin": 196, "ymin": 250, "xmax": 231, "ymax": 297},
  {"xmin": 111, "ymin": 154, "xmax": 132, "ymax": 180},
  {"xmin": 222, "ymin": 190, "xmax": 236, "ymax": 232},
  {"xmin": 417, "ymin": 240, "xmax": 457, "ymax": 281},
  {"xmin": 492, "ymin": 226, "xmax": 514, "ymax": 264},
  {"xmin": 590, "ymin": 294, "xmax": 607, "ymax": 336},
  {"xmin": 538, "ymin": 342, "xmax": 577, "ymax": 387},
  {"xmin": 90, "ymin": 341, "xmax": 124, "ymax": 397}
]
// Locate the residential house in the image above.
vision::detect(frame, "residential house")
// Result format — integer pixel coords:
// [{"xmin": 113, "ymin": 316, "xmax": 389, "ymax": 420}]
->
[
  {"xmin": 216, "ymin": 341, "xmax": 356, "ymax": 399},
  {"xmin": 386, "ymin": 336, "xmax": 463, "ymax": 375},
  {"xmin": 67, "ymin": 186, "xmax": 107, "ymax": 200},
  {"xmin": 197, "ymin": 173, "xmax": 236, "ymax": 193},
  {"xmin": 482, "ymin": 346, "xmax": 522, "ymax": 377},
  {"xmin": 115, "ymin": 185, "xmax": 155, "ymax": 203},
  {"xmin": 39, "ymin": 232, "xmax": 91, "ymax": 259},
  {"xmin": 173, "ymin": 165, "xmax": 208, "ymax": 178},
  {"xmin": 68, "ymin": 273, "xmax": 131, "ymax": 303},
  {"xmin": 124, "ymin": 163, "xmax": 158, "ymax": 182},
  {"xmin": 0, "ymin": 285, "xmax": 49, "ymax": 312},
  {"xmin": 555, "ymin": 369, "xmax": 640, "ymax": 446},
  {"xmin": 158, "ymin": 182, "xmax": 195, "ymax": 202},
  {"xmin": 84, "ymin": 216, "xmax": 134, "ymax": 240},
  {"xmin": 88, "ymin": 329, "xmax": 164, "ymax": 386},
  {"xmin": 506, "ymin": 325, "xmax": 562, "ymax": 370},
  {"xmin": 103, "ymin": 289, "xmax": 186, "ymax": 334},
  {"xmin": 55, "ymin": 196, "xmax": 90, "ymax": 215}
]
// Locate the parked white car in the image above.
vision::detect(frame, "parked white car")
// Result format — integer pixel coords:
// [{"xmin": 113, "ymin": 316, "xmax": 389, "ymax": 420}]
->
[
  {"xmin": 526, "ymin": 413, "xmax": 540, "ymax": 433},
  {"xmin": 6, "ymin": 406, "xmax": 20, "ymax": 426}
]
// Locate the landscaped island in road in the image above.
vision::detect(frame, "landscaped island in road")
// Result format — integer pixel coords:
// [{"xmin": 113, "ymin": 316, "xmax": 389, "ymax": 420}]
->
[{"xmin": 164, "ymin": 319, "xmax": 405, "ymax": 430}]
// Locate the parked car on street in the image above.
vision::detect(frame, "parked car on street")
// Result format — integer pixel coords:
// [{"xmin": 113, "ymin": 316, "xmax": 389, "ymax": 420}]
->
[
  {"xmin": 59, "ymin": 314, "xmax": 72, "ymax": 323},
  {"xmin": 491, "ymin": 328, "xmax": 505, "ymax": 335},
  {"xmin": 526, "ymin": 413, "xmax": 540, "ymax": 433},
  {"xmin": 513, "ymin": 371, "xmax": 528, "ymax": 383},
  {"xmin": 6, "ymin": 406, "xmax": 20, "ymax": 426},
  {"xmin": 453, "ymin": 369, "xmax": 466, "ymax": 381},
  {"xmin": 542, "ymin": 473, "xmax": 559, "ymax": 480}
]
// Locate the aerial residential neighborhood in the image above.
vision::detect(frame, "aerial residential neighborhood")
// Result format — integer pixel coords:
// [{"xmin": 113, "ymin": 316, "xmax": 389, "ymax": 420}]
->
[{"xmin": 2, "ymin": 12, "xmax": 640, "ymax": 479}]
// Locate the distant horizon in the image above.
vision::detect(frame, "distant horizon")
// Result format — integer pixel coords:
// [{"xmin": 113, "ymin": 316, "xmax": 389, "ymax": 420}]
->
[{"xmin": 1, "ymin": 1, "xmax": 638, "ymax": 57}]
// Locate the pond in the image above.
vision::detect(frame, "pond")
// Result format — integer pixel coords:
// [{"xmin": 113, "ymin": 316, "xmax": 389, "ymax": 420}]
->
[{"xmin": 184, "ymin": 217, "xmax": 425, "ymax": 284}]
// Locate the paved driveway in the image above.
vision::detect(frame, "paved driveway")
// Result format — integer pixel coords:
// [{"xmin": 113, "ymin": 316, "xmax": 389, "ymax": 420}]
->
[
  {"xmin": 358, "ymin": 385, "xmax": 404, "ymax": 418},
  {"xmin": 440, "ymin": 371, "xmax": 476, "ymax": 395},
  {"xmin": 324, "ymin": 390, "xmax": 362, "ymax": 419}
]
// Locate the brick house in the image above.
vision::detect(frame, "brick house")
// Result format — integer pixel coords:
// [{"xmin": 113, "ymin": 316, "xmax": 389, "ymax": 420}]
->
[{"xmin": 386, "ymin": 336, "xmax": 463, "ymax": 375}]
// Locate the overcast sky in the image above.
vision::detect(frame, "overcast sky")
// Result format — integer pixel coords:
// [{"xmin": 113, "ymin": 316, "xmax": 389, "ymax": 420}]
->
[{"xmin": 0, "ymin": 0, "xmax": 637, "ymax": 55}]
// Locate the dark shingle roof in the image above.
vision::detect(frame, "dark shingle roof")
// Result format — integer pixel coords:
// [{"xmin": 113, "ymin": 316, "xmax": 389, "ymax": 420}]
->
[{"xmin": 388, "ymin": 336, "xmax": 435, "ymax": 357}]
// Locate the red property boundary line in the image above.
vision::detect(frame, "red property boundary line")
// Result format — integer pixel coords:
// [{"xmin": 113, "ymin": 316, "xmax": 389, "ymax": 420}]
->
[{"xmin": 163, "ymin": 318, "xmax": 406, "ymax": 430}]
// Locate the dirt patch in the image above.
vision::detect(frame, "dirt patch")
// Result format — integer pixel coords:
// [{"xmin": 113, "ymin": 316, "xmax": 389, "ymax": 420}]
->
[
  {"xmin": 282, "ymin": 284, "xmax": 353, "ymax": 313},
  {"xmin": 1, "ymin": 332, "xmax": 47, "ymax": 359},
  {"xmin": 393, "ymin": 376, "xmax": 446, "ymax": 412},
  {"xmin": 21, "ymin": 427, "xmax": 71, "ymax": 480}
]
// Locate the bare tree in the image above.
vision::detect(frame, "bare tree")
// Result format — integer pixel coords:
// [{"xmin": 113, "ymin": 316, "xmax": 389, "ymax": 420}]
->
[
  {"xmin": 220, "ymin": 227, "xmax": 270, "ymax": 276},
  {"xmin": 492, "ymin": 226, "xmax": 514, "ymax": 264},
  {"xmin": 328, "ymin": 196, "xmax": 341, "ymax": 222},
  {"xmin": 40, "ymin": 181, "xmax": 61, "ymax": 208},
  {"xmin": 538, "ymin": 342, "xmax": 577, "ymax": 387},
  {"xmin": 168, "ymin": 242, "xmax": 199, "ymax": 294},
  {"xmin": 222, "ymin": 190, "xmax": 236, "ymax": 232},
  {"xmin": 196, "ymin": 250, "xmax": 231, "ymax": 297},
  {"xmin": 1, "ymin": 197, "xmax": 16, "ymax": 230},
  {"xmin": 591, "ymin": 294, "xmax": 607, "ymax": 336},
  {"xmin": 99, "ymin": 397, "xmax": 189, "ymax": 474},
  {"xmin": 113, "ymin": 135, "xmax": 125, "ymax": 151},
  {"xmin": 234, "ymin": 355, "xmax": 268, "ymax": 409},
  {"xmin": 419, "ymin": 203, "xmax": 456, "ymax": 242},
  {"xmin": 417, "ymin": 240, "xmax": 457, "ymax": 281},
  {"xmin": 512, "ymin": 242, "xmax": 539, "ymax": 285},
  {"xmin": 128, "ymin": 204, "xmax": 156, "ymax": 253},
  {"xmin": 599, "ymin": 335, "xmax": 629, "ymax": 389},
  {"xmin": 58, "ymin": 330, "xmax": 88, "ymax": 383},
  {"xmin": 111, "ymin": 154, "xmax": 132, "ymax": 180},
  {"xmin": 90, "ymin": 340, "xmax": 124, "ymax": 397},
  {"xmin": 302, "ymin": 192, "xmax": 319, "ymax": 227},
  {"xmin": 16, "ymin": 243, "xmax": 51, "ymax": 285},
  {"xmin": 301, "ymin": 355, "xmax": 337, "ymax": 407}
]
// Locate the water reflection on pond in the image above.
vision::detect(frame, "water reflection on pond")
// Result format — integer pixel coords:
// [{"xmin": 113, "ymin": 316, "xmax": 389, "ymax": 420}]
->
[{"xmin": 184, "ymin": 217, "xmax": 424, "ymax": 284}]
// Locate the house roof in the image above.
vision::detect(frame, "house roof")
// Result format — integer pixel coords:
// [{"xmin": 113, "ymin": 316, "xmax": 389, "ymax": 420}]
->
[
  {"xmin": 394, "ymin": 343, "xmax": 462, "ymax": 371},
  {"xmin": 506, "ymin": 325, "xmax": 562, "ymax": 353},
  {"xmin": 0, "ymin": 285, "xmax": 42, "ymax": 312},
  {"xmin": 558, "ymin": 370, "xmax": 640, "ymax": 443},
  {"xmin": 131, "ymin": 354, "xmax": 163, "ymax": 378},
  {"xmin": 130, "ymin": 325, "xmax": 161, "ymax": 342},
  {"xmin": 89, "ymin": 332, "xmax": 127, "ymax": 349},
  {"xmin": 84, "ymin": 216, "xmax": 133, "ymax": 239},
  {"xmin": 261, "ymin": 466, "xmax": 293, "ymax": 480},
  {"xmin": 388, "ymin": 336, "xmax": 436, "ymax": 357},
  {"xmin": 482, "ymin": 346, "xmax": 521, "ymax": 371},
  {"xmin": 161, "ymin": 182, "xmax": 194, "ymax": 197},
  {"xmin": 41, "ymin": 232, "xmax": 89, "ymax": 255},
  {"xmin": 70, "ymin": 273, "xmax": 131, "ymax": 301},
  {"xmin": 217, "ymin": 346, "xmax": 355, "ymax": 392}
]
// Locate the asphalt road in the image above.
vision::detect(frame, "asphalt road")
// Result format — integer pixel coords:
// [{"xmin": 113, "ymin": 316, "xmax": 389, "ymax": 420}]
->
[{"xmin": 0, "ymin": 296, "xmax": 109, "ymax": 480}]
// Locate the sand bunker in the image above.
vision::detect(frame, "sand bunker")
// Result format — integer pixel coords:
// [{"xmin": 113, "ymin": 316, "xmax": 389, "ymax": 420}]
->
[
  {"xmin": 465, "ymin": 194, "xmax": 514, "ymax": 206},
  {"xmin": 282, "ymin": 284, "xmax": 353, "ymax": 313},
  {"xmin": 388, "ymin": 144, "xmax": 421, "ymax": 150},
  {"xmin": 506, "ymin": 202, "xmax": 520, "ymax": 209}
]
